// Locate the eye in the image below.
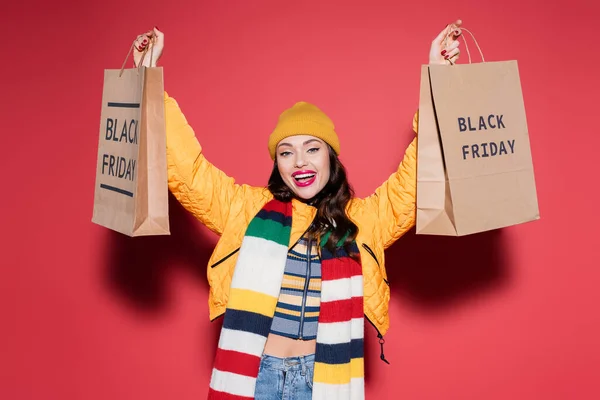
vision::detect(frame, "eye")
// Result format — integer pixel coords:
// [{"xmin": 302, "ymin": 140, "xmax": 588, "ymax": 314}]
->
[
  {"xmin": 307, "ymin": 147, "xmax": 320, "ymax": 153},
  {"xmin": 279, "ymin": 151, "xmax": 292, "ymax": 157}
]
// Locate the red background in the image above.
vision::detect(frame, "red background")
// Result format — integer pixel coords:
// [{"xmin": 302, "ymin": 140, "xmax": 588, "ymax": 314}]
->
[{"xmin": 3, "ymin": 0, "xmax": 599, "ymax": 399}]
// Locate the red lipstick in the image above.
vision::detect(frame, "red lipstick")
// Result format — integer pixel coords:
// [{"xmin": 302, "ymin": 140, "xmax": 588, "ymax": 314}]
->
[{"xmin": 292, "ymin": 170, "xmax": 317, "ymax": 187}]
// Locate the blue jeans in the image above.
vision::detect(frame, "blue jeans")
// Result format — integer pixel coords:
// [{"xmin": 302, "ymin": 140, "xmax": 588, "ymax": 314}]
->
[{"xmin": 254, "ymin": 354, "xmax": 315, "ymax": 400}]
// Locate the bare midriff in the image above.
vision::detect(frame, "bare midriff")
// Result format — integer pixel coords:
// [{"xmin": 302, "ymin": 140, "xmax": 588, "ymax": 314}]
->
[{"xmin": 263, "ymin": 333, "xmax": 316, "ymax": 357}]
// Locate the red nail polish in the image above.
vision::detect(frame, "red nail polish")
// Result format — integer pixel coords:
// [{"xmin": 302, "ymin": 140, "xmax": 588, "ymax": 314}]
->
[
  {"xmin": 441, "ymin": 50, "xmax": 447, "ymax": 55},
  {"xmin": 155, "ymin": 26, "xmax": 160, "ymax": 31},
  {"xmin": 444, "ymin": 55, "xmax": 449, "ymax": 59}
]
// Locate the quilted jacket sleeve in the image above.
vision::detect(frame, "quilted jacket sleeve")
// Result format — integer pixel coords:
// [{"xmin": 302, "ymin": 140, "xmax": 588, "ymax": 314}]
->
[
  {"xmin": 356, "ymin": 112, "xmax": 418, "ymax": 249},
  {"xmin": 164, "ymin": 92, "xmax": 263, "ymax": 235}
]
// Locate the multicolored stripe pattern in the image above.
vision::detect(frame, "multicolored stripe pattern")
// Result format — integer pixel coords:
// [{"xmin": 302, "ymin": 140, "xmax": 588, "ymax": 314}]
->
[
  {"xmin": 208, "ymin": 200, "xmax": 364, "ymax": 400},
  {"xmin": 312, "ymin": 239, "xmax": 364, "ymax": 399}
]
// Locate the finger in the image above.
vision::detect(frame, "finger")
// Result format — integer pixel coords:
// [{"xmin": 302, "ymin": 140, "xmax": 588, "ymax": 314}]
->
[
  {"xmin": 452, "ymin": 19, "xmax": 462, "ymax": 27},
  {"xmin": 134, "ymin": 35, "xmax": 149, "ymax": 51},
  {"xmin": 449, "ymin": 19, "xmax": 462, "ymax": 32},
  {"xmin": 439, "ymin": 40, "xmax": 458, "ymax": 58},
  {"xmin": 432, "ymin": 24, "xmax": 451, "ymax": 44},
  {"xmin": 433, "ymin": 19, "xmax": 463, "ymax": 43},
  {"xmin": 443, "ymin": 40, "xmax": 460, "ymax": 52},
  {"xmin": 450, "ymin": 20, "xmax": 463, "ymax": 38},
  {"xmin": 444, "ymin": 47, "xmax": 460, "ymax": 61},
  {"xmin": 152, "ymin": 27, "xmax": 164, "ymax": 45},
  {"xmin": 135, "ymin": 43, "xmax": 148, "ymax": 52}
]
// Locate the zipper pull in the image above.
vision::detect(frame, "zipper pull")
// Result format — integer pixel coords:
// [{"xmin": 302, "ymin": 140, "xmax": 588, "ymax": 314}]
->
[{"xmin": 377, "ymin": 333, "xmax": 390, "ymax": 364}]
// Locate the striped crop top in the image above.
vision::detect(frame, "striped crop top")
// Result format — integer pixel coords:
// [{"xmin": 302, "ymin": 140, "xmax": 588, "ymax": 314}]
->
[{"xmin": 269, "ymin": 236, "xmax": 321, "ymax": 340}]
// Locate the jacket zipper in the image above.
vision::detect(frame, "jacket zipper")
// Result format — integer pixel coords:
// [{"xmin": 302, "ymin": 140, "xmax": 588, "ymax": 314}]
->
[
  {"xmin": 212, "ymin": 218, "xmax": 314, "ymax": 269},
  {"xmin": 361, "ymin": 243, "xmax": 389, "ymax": 286},
  {"xmin": 365, "ymin": 315, "xmax": 390, "ymax": 364},
  {"xmin": 210, "ymin": 247, "xmax": 240, "ymax": 268},
  {"xmin": 298, "ymin": 238, "xmax": 312, "ymax": 339}
]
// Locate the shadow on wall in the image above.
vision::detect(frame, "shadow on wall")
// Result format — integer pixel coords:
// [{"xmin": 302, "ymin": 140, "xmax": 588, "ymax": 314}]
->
[
  {"xmin": 104, "ymin": 193, "xmax": 216, "ymax": 313},
  {"xmin": 388, "ymin": 228, "xmax": 509, "ymax": 310},
  {"xmin": 104, "ymin": 193, "xmax": 224, "ymax": 375},
  {"xmin": 364, "ymin": 228, "xmax": 510, "ymax": 382}
]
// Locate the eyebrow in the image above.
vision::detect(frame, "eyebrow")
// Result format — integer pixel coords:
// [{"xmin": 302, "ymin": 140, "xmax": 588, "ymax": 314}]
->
[{"xmin": 277, "ymin": 138, "xmax": 323, "ymax": 149}]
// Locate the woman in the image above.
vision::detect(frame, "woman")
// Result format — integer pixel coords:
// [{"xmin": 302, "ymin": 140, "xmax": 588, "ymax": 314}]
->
[{"xmin": 132, "ymin": 21, "xmax": 461, "ymax": 400}]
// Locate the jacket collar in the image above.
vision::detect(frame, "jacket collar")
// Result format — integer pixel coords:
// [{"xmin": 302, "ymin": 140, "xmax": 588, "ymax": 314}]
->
[{"xmin": 290, "ymin": 198, "xmax": 317, "ymax": 247}]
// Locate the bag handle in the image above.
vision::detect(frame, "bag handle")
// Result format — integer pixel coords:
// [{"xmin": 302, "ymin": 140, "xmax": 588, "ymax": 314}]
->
[
  {"xmin": 444, "ymin": 26, "xmax": 485, "ymax": 64},
  {"xmin": 118, "ymin": 34, "xmax": 156, "ymax": 77}
]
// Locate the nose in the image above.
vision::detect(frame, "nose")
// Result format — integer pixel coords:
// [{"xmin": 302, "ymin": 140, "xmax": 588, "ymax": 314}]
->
[{"xmin": 294, "ymin": 154, "xmax": 308, "ymax": 168}]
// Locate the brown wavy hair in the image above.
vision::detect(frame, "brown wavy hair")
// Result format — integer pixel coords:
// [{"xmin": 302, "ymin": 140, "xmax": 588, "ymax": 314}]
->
[{"xmin": 267, "ymin": 145, "xmax": 358, "ymax": 254}]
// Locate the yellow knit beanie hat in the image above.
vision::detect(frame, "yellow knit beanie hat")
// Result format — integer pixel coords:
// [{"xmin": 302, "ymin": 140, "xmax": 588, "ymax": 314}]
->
[{"xmin": 268, "ymin": 101, "xmax": 340, "ymax": 160}]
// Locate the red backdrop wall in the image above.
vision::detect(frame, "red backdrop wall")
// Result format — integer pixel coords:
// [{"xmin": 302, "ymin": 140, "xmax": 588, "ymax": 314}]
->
[{"xmin": 3, "ymin": 0, "xmax": 599, "ymax": 399}]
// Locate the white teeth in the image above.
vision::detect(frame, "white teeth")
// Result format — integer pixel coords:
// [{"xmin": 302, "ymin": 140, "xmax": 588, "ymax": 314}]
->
[{"xmin": 294, "ymin": 173, "xmax": 315, "ymax": 179}]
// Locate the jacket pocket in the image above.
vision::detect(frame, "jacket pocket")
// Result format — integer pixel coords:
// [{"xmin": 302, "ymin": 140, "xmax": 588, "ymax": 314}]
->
[
  {"xmin": 361, "ymin": 243, "xmax": 389, "ymax": 286},
  {"xmin": 210, "ymin": 247, "xmax": 240, "ymax": 268}
]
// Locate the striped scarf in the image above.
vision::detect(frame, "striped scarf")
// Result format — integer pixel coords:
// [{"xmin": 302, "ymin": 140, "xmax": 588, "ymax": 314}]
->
[{"xmin": 208, "ymin": 199, "xmax": 365, "ymax": 400}]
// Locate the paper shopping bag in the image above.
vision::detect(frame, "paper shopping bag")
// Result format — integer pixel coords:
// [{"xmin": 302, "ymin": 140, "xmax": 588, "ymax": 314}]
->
[
  {"xmin": 416, "ymin": 61, "xmax": 539, "ymax": 236},
  {"xmin": 92, "ymin": 66, "xmax": 170, "ymax": 236}
]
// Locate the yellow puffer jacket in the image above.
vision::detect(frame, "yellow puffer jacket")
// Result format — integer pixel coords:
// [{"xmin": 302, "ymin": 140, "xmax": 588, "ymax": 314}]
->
[{"xmin": 164, "ymin": 93, "xmax": 418, "ymax": 337}]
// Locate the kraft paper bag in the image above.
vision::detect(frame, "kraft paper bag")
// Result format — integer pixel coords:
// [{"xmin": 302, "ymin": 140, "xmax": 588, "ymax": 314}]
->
[
  {"xmin": 92, "ymin": 65, "xmax": 170, "ymax": 236},
  {"xmin": 416, "ymin": 60, "xmax": 539, "ymax": 236}
]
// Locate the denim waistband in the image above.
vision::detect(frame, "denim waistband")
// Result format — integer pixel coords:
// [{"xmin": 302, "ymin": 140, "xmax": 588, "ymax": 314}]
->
[{"xmin": 260, "ymin": 353, "xmax": 315, "ymax": 372}]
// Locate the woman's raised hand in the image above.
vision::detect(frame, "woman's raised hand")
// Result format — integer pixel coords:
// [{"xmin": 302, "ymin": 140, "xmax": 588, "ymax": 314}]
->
[
  {"xmin": 133, "ymin": 27, "xmax": 164, "ymax": 68},
  {"xmin": 429, "ymin": 20, "xmax": 462, "ymax": 65}
]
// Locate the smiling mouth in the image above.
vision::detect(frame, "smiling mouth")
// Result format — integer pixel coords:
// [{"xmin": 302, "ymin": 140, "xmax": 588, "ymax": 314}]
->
[{"xmin": 292, "ymin": 172, "xmax": 317, "ymax": 187}]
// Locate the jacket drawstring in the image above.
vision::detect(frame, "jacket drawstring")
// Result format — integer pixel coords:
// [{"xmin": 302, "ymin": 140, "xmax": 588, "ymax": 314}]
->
[
  {"xmin": 365, "ymin": 315, "xmax": 391, "ymax": 364},
  {"xmin": 378, "ymin": 333, "xmax": 390, "ymax": 364}
]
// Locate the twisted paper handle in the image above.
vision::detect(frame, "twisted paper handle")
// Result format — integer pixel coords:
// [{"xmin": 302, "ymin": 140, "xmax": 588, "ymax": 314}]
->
[{"xmin": 444, "ymin": 26, "xmax": 485, "ymax": 64}]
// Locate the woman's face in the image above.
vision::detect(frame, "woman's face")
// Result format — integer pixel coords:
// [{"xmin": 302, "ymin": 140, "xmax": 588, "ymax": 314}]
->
[{"xmin": 276, "ymin": 135, "xmax": 331, "ymax": 200}]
